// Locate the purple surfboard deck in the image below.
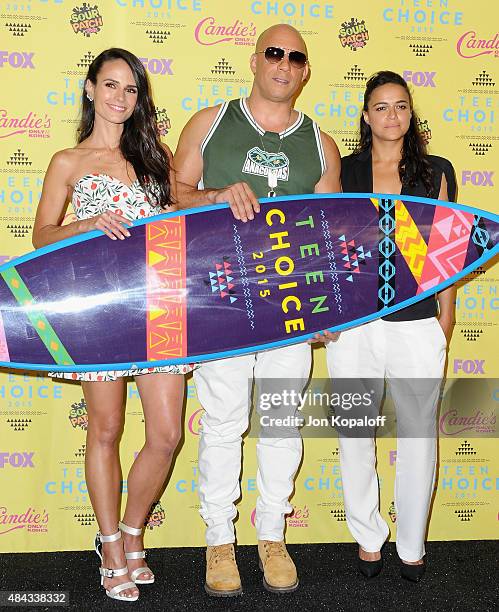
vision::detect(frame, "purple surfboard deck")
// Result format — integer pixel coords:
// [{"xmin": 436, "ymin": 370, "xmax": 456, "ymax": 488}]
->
[{"xmin": 0, "ymin": 193, "xmax": 497, "ymax": 372}]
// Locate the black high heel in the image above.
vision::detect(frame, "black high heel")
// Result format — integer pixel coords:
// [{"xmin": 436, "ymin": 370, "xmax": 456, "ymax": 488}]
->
[
  {"xmin": 358, "ymin": 554, "xmax": 383, "ymax": 578},
  {"xmin": 400, "ymin": 560, "xmax": 425, "ymax": 582}
]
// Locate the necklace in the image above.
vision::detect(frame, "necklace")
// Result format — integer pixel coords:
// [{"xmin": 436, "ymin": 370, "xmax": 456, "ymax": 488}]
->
[{"xmin": 248, "ymin": 101, "xmax": 292, "ymax": 197}]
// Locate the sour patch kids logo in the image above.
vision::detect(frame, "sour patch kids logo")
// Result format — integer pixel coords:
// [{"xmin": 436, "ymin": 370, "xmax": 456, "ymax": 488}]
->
[{"xmin": 339, "ymin": 17, "xmax": 369, "ymax": 51}]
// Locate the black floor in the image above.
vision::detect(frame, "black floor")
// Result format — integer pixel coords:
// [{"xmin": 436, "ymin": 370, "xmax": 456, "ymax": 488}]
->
[{"xmin": 0, "ymin": 541, "xmax": 497, "ymax": 611}]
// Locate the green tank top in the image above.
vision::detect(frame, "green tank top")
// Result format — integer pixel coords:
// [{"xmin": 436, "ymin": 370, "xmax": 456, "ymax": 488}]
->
[{"xmin": 201, "ymin": 98, "xmax": 325, "ymax": 198}]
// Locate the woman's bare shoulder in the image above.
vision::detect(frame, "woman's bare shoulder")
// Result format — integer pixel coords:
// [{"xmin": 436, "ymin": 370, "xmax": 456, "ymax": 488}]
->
[{"xmin": 48, "ymin": 146, "xmax": 95, "ymax": 184}]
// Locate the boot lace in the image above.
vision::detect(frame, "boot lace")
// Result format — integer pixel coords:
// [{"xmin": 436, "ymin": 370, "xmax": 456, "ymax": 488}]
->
[
  {"xmin": 264, "ymin": 541, "xmax": 287, "ymax": 558},
  {"xmin": 209, "ymin": 544, "xmax": 235, "ymax": 567}
]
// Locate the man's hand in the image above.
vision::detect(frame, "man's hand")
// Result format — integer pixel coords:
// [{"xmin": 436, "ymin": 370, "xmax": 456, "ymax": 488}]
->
[
  {"xmin": 212, "ymin": 182, "xmax": 260, "ymax": 222},
  {"xmin": 308, "ymin": 330, "xmax": 341, "ymax": 345}
]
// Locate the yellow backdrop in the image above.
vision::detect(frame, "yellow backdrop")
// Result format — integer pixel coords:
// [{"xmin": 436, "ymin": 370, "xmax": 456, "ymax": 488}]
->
[{"xmin": 0, "ymin": 0, "xmax": 497, "ymax": 552}]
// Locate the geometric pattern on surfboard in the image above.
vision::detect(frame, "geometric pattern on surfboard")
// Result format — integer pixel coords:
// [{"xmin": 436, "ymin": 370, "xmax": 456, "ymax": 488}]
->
[
  {"xmin": 338, "ymin": 234, "xmax": 372, "ymax": 283},
  {"xmin": 0, "ymin": 266, "xmax": 75, "ymax": 366},
  {"xmin": 146, "ymin": 216, "xmax": 187, "ymax": 361},
  {"xmin": 472, "ymin": 215, "xmax": 494, "ymax": 255},
  {"xmin": 205, "ymin": 256, "xmax": 238, "ymax": 303},
  {"xmin": 0, "ymin": 193, "xmax": 497, "ymax": 372},
  {"xmin": 319, "ymin": 209, "xmax": 343, "ymax": 315},
  {"xmin": 0, "ymin": 309, "xmax": 9, "ymax": 362},
  {"xmin": 392, "ymin": 200, "xmax": 428, "ymax": 283},
  {"xmin": 378, "ymin": 197, "xmax": 397, "ymax": 307},
  {"xmin": 419, "ymin": 207, "xmax": 474, "ymax": 293},
  {"xmin": 371, "ymin": 197, "xmax": 428, "ymax": 286}
]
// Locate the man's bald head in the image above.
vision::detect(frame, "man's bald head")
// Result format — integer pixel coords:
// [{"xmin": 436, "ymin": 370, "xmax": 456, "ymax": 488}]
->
[
  {"xmin": 249, "ymin": 23, "xmax": 309, "ymax": 102},
  {"xmin": 255, "ymin": 24, "xmax": 308, "ymax": 56}
]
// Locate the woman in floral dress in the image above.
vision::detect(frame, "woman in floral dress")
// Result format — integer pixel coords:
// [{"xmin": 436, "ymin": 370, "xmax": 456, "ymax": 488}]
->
[{"xmin": 33, "ymin": 48, "xmax": 192, "ymax": 602}]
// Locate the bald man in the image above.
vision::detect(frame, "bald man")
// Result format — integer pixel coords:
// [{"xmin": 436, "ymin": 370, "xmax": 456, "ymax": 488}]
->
[{"xmin": 174, "ymin": 25, "xmax": 341, "ymax": 596}]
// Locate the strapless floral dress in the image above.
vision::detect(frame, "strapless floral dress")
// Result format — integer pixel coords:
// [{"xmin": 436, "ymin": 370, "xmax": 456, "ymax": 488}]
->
[{"xmin": 50, "ymin": 173, "xmax": 194, "ymax": 381}]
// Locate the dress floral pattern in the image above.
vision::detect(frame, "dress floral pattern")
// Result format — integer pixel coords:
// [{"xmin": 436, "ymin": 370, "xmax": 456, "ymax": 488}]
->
[{"xmin": 50, "ymin": 173, "xmax": 195, "ymax": 382}]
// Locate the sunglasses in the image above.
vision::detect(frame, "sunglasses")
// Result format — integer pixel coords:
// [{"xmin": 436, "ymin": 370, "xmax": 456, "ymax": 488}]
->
[{"xmin": 256, "ymin": 46, "xmax": 308, "ymax": 69}]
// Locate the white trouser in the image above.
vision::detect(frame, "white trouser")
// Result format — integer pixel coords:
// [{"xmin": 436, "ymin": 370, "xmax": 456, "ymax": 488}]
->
[
  {"xmin": 194, "ymin": 343, "xmax": 311, "ymax": 546},
  {"xmin": 326, "ymin": 318, "xmax": 447, "ymax": 562}
]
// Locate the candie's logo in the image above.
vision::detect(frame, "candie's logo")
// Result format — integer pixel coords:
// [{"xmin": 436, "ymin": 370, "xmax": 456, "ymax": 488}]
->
[
  {"xmin": 339, "ymin": 17, "xmax": 369, "ymax": 51},
  {"xmin": 0, "ymin": 110, "xmax": 51, "ymax": 139},
  {"xmin": 70, "ymin": 3, "xmax": 103, "ymax": 37},
  {"xmin": 194, "ymin": 17, "xmax": 256, "ymax": 46},
  {"xmin": 188, "ymin": 408, "xmax": 203, "ymax": 435},
  {"xmin": 145, "ymin": 501, "xmax": 165, "ymax": 530},
  {"xmin": 457, "ymin": 31, "xmax": 499, "ymax": 59},
  {"xmin": 287, "ymin": 505, "xmax": 310, "ymax": 528},
  {"xmin": 0, "ymin": 506, "xmax": 48, "ymax": 535},
  {"xmin": 251, "ymin": 506, "xmax": 310, "ymax": 527},
  {"xmin": 439, "ymin": 409, "xmax": 496, "ymax": 435}
]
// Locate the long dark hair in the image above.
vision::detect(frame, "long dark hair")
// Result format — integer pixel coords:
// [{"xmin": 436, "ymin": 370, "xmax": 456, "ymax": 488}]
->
[
  {"xmin": 356, "ymin": 70, "xmax": 435, "ymax": 197},
  {"xmin": 78, "ymin": 48, "xmax": 173, "ymax": 209}
]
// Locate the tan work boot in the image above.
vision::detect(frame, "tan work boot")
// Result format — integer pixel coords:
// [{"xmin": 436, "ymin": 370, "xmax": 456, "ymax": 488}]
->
[
  {"xmin": 205, "ymin": 543, "xmax": 242, "ymax": 597},
  {"xmin": 258, "ymin": 540, "xmax": 299, "ymax": 593}
]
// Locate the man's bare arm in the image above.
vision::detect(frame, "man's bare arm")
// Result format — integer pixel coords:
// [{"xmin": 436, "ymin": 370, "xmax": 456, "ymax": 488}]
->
[
  {"xmin": 314, "ymin": 131, "xmax": 342, "ymax": 194},
  {"xmin": 174, "ymin": 106, "xmax": 260, "ymax": 221}
]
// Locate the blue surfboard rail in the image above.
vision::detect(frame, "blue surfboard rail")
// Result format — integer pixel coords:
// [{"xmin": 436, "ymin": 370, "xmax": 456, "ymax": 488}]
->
[
  {"xmin": 1, "ymin": 192, "xmax": 497, "ymax": 275},
  {"xmin": 0, "ymin": 193, "xmax": 497, "ymax": 372}
]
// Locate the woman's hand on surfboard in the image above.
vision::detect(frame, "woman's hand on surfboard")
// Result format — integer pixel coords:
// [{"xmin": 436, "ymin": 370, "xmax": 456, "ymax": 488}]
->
[{"xmin": 79, "ymin": 210, "xmax": 133, "ymax": 240}]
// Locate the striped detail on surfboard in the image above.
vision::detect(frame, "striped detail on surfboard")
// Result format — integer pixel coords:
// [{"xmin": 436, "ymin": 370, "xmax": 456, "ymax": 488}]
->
[
  {"xmin": 145, "ymin": 216, "xmax": 188, "ymax": 361},
  {"xmin": 0, "ymin": 267, "xmax": 75, "ymax": 366},
  {"xmin": 371, "ymin": 197, "xmax": 428, "ymax": 286},
  {"xmin": 0, "ymin": 311, "xmax": 10, "ymax": 362}
]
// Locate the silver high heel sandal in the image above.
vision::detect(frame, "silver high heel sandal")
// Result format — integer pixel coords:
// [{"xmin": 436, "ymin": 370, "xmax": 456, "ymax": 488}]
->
[
  {"xmin": 119, "ymin": 521, "xmax": 155, "ymax": 585},
  {"xmin": 95, "ymin": 530, "xmax": 139, "ymax": 601}
]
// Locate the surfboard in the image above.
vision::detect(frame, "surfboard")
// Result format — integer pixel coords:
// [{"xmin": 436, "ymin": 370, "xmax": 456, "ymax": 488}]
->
[{"xmin": 0, "ymin": 193, "xmax": 497, "ymax": 372}]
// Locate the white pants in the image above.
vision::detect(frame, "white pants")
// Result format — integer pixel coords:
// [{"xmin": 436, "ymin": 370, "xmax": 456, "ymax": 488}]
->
[
  {"xmin": 194, "ymin": 343, "xmax": 311, "ymax": 546},
  {"xmin": 326, "ymin": 318, "xmax": 447, "ymax": 562}
]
